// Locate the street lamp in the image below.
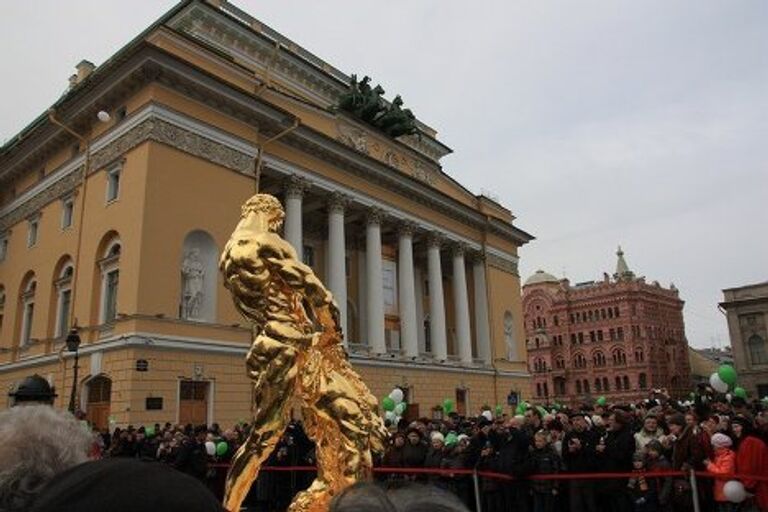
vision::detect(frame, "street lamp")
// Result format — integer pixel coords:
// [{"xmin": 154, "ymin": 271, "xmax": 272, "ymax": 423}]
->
[{"xmin": 65, "ymin": 328, "xmax": 81, "ymax": 413}]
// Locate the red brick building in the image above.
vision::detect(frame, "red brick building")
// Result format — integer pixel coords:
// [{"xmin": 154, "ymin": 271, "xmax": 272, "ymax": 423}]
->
[{"xmin": 523, "ymin": 248, "xmax": 691, "ymax": 405}]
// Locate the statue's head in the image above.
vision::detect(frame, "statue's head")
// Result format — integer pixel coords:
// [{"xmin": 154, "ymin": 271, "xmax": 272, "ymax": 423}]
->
[
  {"xmin": 241, "ymin": 194, "xmax": 285, "ymax": 232},
  {"xmin": 373, "ymin": 85, "xmax": 385, "ymax": 95},
  {"xmin": 393, "ymin": 95, "xmax": 403, "ymax": 106}
]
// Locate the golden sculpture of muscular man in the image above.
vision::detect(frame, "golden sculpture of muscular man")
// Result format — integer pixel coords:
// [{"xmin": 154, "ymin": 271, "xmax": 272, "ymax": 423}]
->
[{"xmin": 220, "ymin": 194, "xmax": 388, "ymax": 512}]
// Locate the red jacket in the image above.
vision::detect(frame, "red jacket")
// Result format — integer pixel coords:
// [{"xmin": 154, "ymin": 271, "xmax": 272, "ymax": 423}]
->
[
  {"xmin": 735, "ymin": 435, "xmax": 768, "ymax": 511},
  {"xmin": 705, "ymin": 448, "xmax": 735, "ymax": 502}
]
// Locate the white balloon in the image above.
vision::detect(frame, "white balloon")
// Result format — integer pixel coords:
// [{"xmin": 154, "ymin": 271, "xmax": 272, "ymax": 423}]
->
[
  {"xmin": 481, "ymin": 410, "xmax": 493, "ymax": 421},
  {"xmin": 389, "ymin": 388, "xmax": 404, "ymax": 404},
  {"xmin": 710, "ymin": 373, "xmax": 729, "ymax": 393},
  {"xmin": 385, "ymin": 410, "xmax": 396, "ymax": 421},
  {"xmin": 725, "ymin": 393, "xmax": 733, "ymax": 403},
  {"xmin": 723, "ymin": 480, "xmax": 747, "ymax": 503},
  {"xmin": 205, "ymin": 441, "xmax": 216, "ymax": 456}
]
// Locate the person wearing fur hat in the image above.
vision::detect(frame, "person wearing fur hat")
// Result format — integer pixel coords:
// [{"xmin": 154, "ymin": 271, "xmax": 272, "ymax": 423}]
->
[
  {"xmin": 704, "ymin": 433, "xmax": 736, "ymax": 512},
  {"xmin": 402, "ymin": 428, "xmax": 427, "ymax": 470},
  {"xmin": 666, "ymin": 413, "xmax": 705, "ymax": 512},
  {"xmin": 730, "ymin": 415, "xmax": 768, "ymax": 512},
  {"xmin": 424, "ymin": 431, "xmax": 446, "ymax": 477},
  {"xmin": 563, "ymin": 414, "xmax": 599, "ymax": 512}
]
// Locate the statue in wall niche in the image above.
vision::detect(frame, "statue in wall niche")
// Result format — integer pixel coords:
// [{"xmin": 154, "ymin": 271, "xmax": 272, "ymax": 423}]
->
[
  {"xmin": 181, "ymin": 248, "xmax": 205, "ymax": 319},
  {"xmin": 220, "ymin": 193, "xmax": 387, "ymax": 512},
  {"xmin": 504, "ymin": 313, "xmax": 516, "ymax": 360}
]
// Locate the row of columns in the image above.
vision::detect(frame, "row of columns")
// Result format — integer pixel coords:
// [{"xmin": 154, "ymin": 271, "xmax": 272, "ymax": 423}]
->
[{"xmin": 282, "ymin": 179, "xmax": 492, "ymax": 365}]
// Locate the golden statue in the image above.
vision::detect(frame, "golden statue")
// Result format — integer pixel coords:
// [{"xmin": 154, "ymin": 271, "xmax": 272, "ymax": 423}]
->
[{"xmin": 220, "ymin": 194, "xmax": 388, "ymax": 512}]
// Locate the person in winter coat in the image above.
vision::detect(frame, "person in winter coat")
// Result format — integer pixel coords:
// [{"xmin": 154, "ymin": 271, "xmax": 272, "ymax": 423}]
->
[
  {"xmin": 627, "ymin": 452, "xmax": 658, "ymax": 512},
  {"xmin": 563, "ymin": 414, "xmax": 599, "ymax": 512},
  {"xmin": 497, "ymin": 418, "xmax": 532, "ymax": 512},
  {"xmin": 635, "ymin": 415, "xmax": 666, "ymax": 452},
  {"xmin": 530, "ymin": 430, "xmax": 562, "ymax": 512},
  {"xmin": 704, "ymin": 433, "xmax": 737, "ymax": 512},
  {"xmin": 731, "ymin": 416, "xmax": 768, "ymax": 512},
  {"xmin": 667, "ymin": 413, "xmax": 705, "ymax": 512},
  {"xmin": 424, "ymin": 432, "xmax": 445, "ymax": 485},
  {"xmin": 645, "ymin": 440, "xmax": 673, "ymax": 511},
  {"xmin": 402, "ymin": 428, "xmax": 428, "ymax": 470},
  {"xmin": 596, "ymin": 410, "xmax": 635, "ymax": 512}
]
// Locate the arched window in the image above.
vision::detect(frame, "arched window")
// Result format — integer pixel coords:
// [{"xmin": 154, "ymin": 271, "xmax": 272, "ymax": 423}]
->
[
  {"xmin": 576, "ymin": 380, "xmax": 582, "ymax": 394},
  {"xmin": 595, "ymin": 378, "xmax": 602, "ymax": 392},
  {"xmin": 54, "ymin": 259, "xmax": 74, "ymax": 337},
  {"xmin": 639, "ymin": 373, "xmax": 647, "ymax": 389},
  {"xmin": 623, "ymin": 375, "xmax": 630, "ymax": 390},
  {"xmin": 634, "ymin": 347, "xmax": 645, "ymax": 363},
  {"xmin": 615, "ymin": 376, "xmax": 622, "ymax": 390},
  {"xmin": 612, "ymin": 349, "xmax": 627, "ymax": 366},
  {"xmin": 99, "ymin": 239, "xmax": 121, "ymax": 324},
  {"xmin": 574, "ymin": 353, "xmax": 587, "ymax": 369},
  {"xmin": 603, "ymin": 377, "xmax": 609, "ymax": 391},
  {"xmin": 180, "ymin": 231, "xmax": 218, "ymax": 323},
  {"xmin": 19, "ymin": 274, "xmax": 36, "ymax": 347},
  {"xmin": 554, "ymin": 377, "xmax": 566, "ymax": 396},
  {"xmin": 555, "ymin": 356, "xmax": 565, "ymax": 369},
  {"xmin": 536, "ymin": 383, "xmax": 542, "ymax": 397},
  {"xmin": 583, "ymin": 379, "xmax": 590, "ymax": 393},
  {"xmin": 593, "ymin": 351, "xmax": 606, "ymax": 367},
  {"xmin": 748, "ymin": 335, "xmax": 767, "ymax": 365}
]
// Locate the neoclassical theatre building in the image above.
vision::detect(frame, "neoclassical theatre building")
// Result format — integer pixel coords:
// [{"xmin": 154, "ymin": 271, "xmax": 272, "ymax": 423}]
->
[{"xmin": 0, "ymin": 1, "xmax": 533, "ymax": 428}]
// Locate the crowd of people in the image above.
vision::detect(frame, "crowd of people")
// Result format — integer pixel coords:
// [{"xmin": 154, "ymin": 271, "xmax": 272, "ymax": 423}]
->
[{"xmin": 1, "ymin": 387, "xmax": 768, "ymax": 512}]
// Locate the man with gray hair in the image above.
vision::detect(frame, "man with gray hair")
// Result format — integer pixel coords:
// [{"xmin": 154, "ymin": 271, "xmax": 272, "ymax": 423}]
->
[{"xmin": 0, "ymin": 405, "xmax": 94, "ymax": 511}]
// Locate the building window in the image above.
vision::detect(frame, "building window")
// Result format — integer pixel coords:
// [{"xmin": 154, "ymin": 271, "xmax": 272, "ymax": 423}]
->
[
  {"xmin": 635, "ymin": 347, "xmax": 645, "ymax": 363},
  {"xmin": 553, "ymin": 315, "xmax": 559, "ymax": 326},
  {"xmin": 603, "ymin": 377, "xmax": 609, "ymax": 391},
  {"xmin": 593, "ymin": 351, "xmax": 606, "ymax": 367},
  {"xmin": 574, "ymin": 353, "xmax": 587, "ymax": 369},
  {"xmin": 617, "ymin": 327, "xmax": 624, "ymax": 340},
  {"xmin": 597, "ymin": 330, "xmax": 604, "ymax": 341},
  {"xmin": 613, "ymin": 349, "xmax": 627, "ymax": 365},
  {"xmin": 27, "ymin": 217, "xmax": 40, "ymax": 247},
  {"xmin": 536, "ymin": 383, "xmax": 542, "ymax": 397},
  {"xmin": 99, "ymin": 241, "xmax": 121, "ymax": 324},
  {"xmin": 615, "ymin": 376, "xmax": 622, "ymax": 390},
  {"xmin": 748, "ymin": 335, "xmax": 767, "ymax": 365},
  {"xmin": 576, "ymin": 380, "xmax": 582, "ymax": 394},
  {"xmin": 106, "ymin": 165, "xmax": 121, "ymax": 203},
  {"xmin": 570, "ymin": 333, "xmax": 576, "ymax": 344},
  {"xmin": 608, "ymin": 308, "xmax": 614, "ymax": 319},
  {"xmin": 590, "ymin": 331, "xmax": 596, "ymax": 343},
  {"xmin": 614, "ymin": 306, "xmax": 620, "ymax": 317},
  {"xmin": 55, "ymin": 265, "xmax": 74, "ymax": 338},
  {"xmin": 595, "ymin": 378, "xmax": 602, "ymax": 392},
  {"xmin": 623, "ymin": 375, "xmax": 630, "ymax": 390},
  {"xmin": 578, "ymin": 332, "xmax": 584, "ymax": 344},
  {"xmin": 583, "ymin": 380, "xmax": 590, "ymax": 393},
  {"xmin": 609, "ymin": 328, "xmax": 616, "ymax": 341},
  {"xmin": 639, "ymin": 373, "xmax": 647, "ymax": 389},
  {"xmin": 61, "ymin": 197, "xmax": 74, "ymax": 229},
  {"xmin": 555, "ymin": 357, "xmax": 565, "ymax": 369},
  {"xmin": 20, "ymin": 278, "xmax": 36, "ymax": 346}
]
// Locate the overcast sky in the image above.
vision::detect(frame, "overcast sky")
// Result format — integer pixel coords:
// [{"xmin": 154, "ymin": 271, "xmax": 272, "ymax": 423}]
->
[{"xmin": 2, "ymin": 1, "xmax": 766, "ymax": 349}]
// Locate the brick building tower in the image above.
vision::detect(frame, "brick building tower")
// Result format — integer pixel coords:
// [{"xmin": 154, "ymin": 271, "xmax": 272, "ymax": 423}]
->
[{"xmin": 523, "ymin": 248, "xmax": 691, "ymax": 405}]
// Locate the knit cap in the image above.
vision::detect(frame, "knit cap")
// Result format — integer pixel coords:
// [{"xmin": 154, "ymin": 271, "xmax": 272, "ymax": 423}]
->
[
  {"xmin": 710, "ymin": 433, "xmax": 732, "ymax": 449},
  {"xmin": 430, "ymin": 431, "xmax": 445, "ymax": 443}
]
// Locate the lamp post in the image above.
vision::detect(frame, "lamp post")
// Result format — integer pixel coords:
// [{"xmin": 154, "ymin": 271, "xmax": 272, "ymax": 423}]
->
[{"xmin": 66, "ymin": 328, "xmax": 81, "ymax": 413}]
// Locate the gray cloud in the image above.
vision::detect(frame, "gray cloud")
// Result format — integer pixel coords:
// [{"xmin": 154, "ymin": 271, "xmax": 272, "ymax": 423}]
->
[{"xmin": 2, "ymin": 0, "xmax": 766, "ymax": 348}]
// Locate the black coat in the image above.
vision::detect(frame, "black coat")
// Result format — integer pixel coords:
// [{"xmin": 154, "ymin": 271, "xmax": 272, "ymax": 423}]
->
[
  {"xmin": 599, "ymin": 426, "xmax": 636, "ymax": 473},
  {"xmin": 562, "ymin": 428, "xmax": 598, "ymax": 472}
]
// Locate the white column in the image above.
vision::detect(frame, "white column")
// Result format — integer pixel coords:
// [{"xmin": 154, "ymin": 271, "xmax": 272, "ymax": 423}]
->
[
  {"xmin": 414, "ymin": 268, "xmax": 426, "ymax": 353},
  {"xmin": 452, "ymin": 245, "xmax": 473, "ymax": 365},
  {"xmin": 397, "ymin": 222, "xmax": 419, "ymax": 359},
  {"xmin": 427, "ymin": 233, "xmax": 448, "ymax": 361},
  {"xmin": 284, "ymin": 176, "xmax": 305, "ymax": 254},
  {"xmin": 327, "ymin": 192, "xmax": 348, "ymax": 344},
  {"xmin": 472, "ymin": 256, "xmax": 492, "ymax": 364},
  {"xmin": 366, "ymin": 209, "xmax": 386, "ymax": 355}
]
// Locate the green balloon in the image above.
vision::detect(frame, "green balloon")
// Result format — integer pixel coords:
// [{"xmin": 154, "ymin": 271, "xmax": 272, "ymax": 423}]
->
[
  {"xmin": 718, "ymin": 365, "xmax": 737, "ymax": 386},
  {"xmin": 445, "ymin": 433, "xmax": 459, "ymax": 446},
  {"xmin": 443, "ymin": 398, "xmax": 455, "ymax": 413},
  {"xmin": 495, "ymin": 405, "xmax": 503, "ymax": 416},
  {"xmin": 733, "ymin": 387, "xmax": 747, "ymax": 399},
  {"xmin": 395, "ymin": 402, "xmax": 407, "ymax": 415},
  {"xmin": 516, "ymin": 402, "xmax": 527, "ymax": 415},
  {"xmin": 597, "ymin": 396, "xmax": 607, "ymax": 406},
  {"xmin": 216, "ymin": 441, "xmax": 228, "ymax": 456},
  {"xmin": 145, "ymin": 426, "xmax": 155, "ymax": 438},
  {"xmin": 382, "ymin": 397, "xmax": 395, "ymax": 411}
]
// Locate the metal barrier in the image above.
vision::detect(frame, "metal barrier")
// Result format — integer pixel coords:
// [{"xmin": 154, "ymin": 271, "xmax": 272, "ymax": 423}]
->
[{"xmin": 209, "ymin": 464, "xmax": 768, "ymax": 512}]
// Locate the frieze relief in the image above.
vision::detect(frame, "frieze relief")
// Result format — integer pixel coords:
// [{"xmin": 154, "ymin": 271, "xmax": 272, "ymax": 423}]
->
[
  {"xmin": 487, "ymin": 253, "xmax": 519, "ymax": 276},
  {"xmin": 0, "ymin": 118, "xmax": 253, "ymax": 232},
  {"xmin": 336, "ymin": 120, "xmax": 437, "ymax": 186}
]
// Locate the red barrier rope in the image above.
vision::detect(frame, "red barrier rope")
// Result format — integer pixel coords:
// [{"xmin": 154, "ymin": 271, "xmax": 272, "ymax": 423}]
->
[{"xmin": 207, "ymin": 464, "xmax": 768, "ymax": 482}]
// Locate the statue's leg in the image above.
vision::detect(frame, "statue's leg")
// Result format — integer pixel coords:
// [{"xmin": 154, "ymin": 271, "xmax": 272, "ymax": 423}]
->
[
  {"xmin": 287, "ymin": 382, "xmax": 374, "ymax": 512},
  {"xmin": 223, "ymin": 335, "xmax": 298, "ymax": 512}
]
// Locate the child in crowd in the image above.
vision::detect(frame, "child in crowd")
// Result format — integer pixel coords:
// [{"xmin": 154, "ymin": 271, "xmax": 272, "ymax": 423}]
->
[
  {"xmin": 645, "ymin": 439, "xmax": 673, "ymax": 511},
  {"xmin": 704, "ymin": 433, "xmax": 736, "ymax": 512},
  {"xmin": 628, "ymin": 452, "xmax": 657, "ymax": 512},
  {"xmin": 530, "ymin": 430, "xmax": 561, "ymax": 512}
]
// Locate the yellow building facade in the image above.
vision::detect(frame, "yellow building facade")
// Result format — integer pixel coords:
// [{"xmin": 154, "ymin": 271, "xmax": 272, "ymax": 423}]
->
[{"xmin": 0, "ymin": 0, "xmax": 533, "ymax": 430}]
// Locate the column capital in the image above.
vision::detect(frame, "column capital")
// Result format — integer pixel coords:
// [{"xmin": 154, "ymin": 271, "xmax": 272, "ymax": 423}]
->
[
  {"xmin": 284, "ymin": 174, "xmax": 309, "ymax": 199},
  {"xmin": 397, "ymin": 220, "xmax": 418, "ymax": 238},
  {"xmin": 427, "ymin": 231, "xmax": 445, "ymax": 248},
  {"xmin": 450, "ymin": 242, "xmax": 469, "ymax": 257},
  {"xmin": 366, "ymin": 206, "xmax": 386, "ymax": 226},
  {"xmin": 327, "ymin": 191, "xmax": 350, "ymax": 213},
  {"xmin": 468, "ymin": 249, "xmax": 486, "ymax": 263}
]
